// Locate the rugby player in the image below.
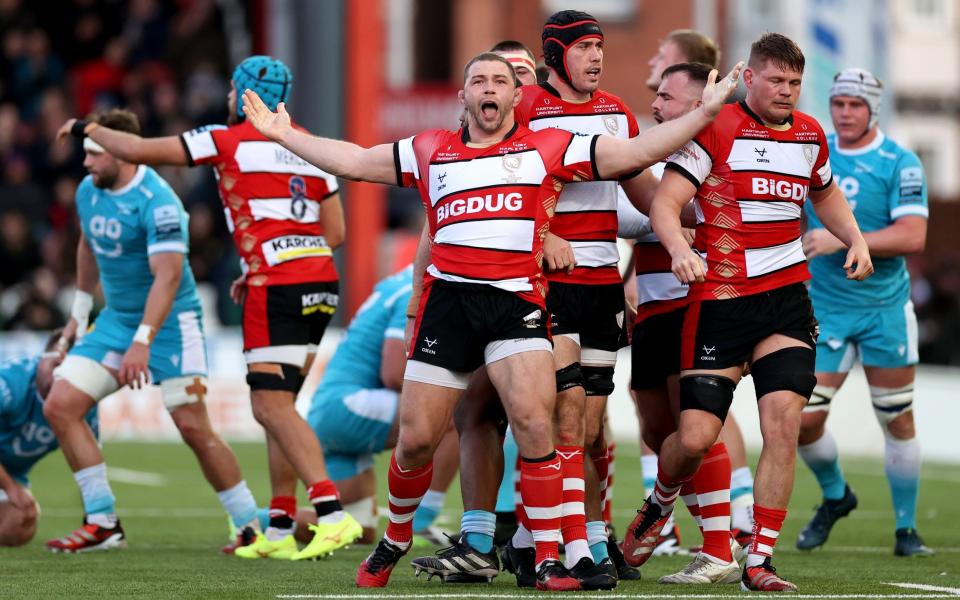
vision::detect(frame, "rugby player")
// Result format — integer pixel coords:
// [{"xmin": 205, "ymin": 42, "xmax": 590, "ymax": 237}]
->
[
  {"xmin": 0, "ymin": 333, "xmax": 96, "ymax": 547},
  {"xmin": 307, "ymin": 265, "xmax": 459, "ymax": 545},
  {"xmin": 241, "ymin": 51, "xmax": 741, "ymax": 589},
  {"xmin": 44, "ymin": 109, "xmax": 261, "ymax": 553},
  {"xmin": 624, "ymin": 33, "xmax": 873, "ymax": 592},
  {"xmin": 797, "ymin": 68, "xmax": 932, "ymax": 557},
  {"xmin": 640, "ymin": 29, "xmax": 757, "ymax": 550},
  {"xmin": 56, "ymin": 56, "xmax": 359, "ymax": 561}
]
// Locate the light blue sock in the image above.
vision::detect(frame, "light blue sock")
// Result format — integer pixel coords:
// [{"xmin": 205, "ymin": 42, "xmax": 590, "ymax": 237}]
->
[
  {"xmin": 641, "ymin": 454, "xmax": 658, "ymax": 497},
  {"xmin": 730, "ymin": 466, "xmax": 754, "ymax": 501},
  {"xmin": 257, "ymin": 506, "xmax": 270, "ymax": 531},
  {"xmin": 461, "ymin": 510, "xmax": 496, "ymax": 554},
  {"xmin": 587, "ymin": 520, "xmax": 609, "ymax": 563},
  {"xmin": 217, "ymin": 480, "xmax": 259, "ymax": 529},
  {"xmin": 495, "ymin": 428, "xmax": 519, "ymax": 513},
  {"xmin": 885, "ymin": 435, "xmax": 921, "ymax": 530},
  {"xmin": 74, "ymin": 463, "xmax": 116, "ymax": 517},
  {"xmin": 798, "ymin": 431, "xmax": 847, "ymax": 501},
  {"xmin": 413, "ymin": 489, "xmax": 445, "ymax": 532}
]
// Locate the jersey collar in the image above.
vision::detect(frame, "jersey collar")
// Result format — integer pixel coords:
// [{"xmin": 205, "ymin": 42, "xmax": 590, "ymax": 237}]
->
[
  {"xmin": 460, "ymin": 121, "xmax": 519, "ymax": 145},
  {"xmin": 105, "ymin": 165, "xmax": 147, "ymax": 196},
  {"xmin": 833, "ymin": 130, "xmax": 886, "ymax": 156},
  {"xmin": 739, "ymin": 100, "xmax": 793, "ymax": 127}
]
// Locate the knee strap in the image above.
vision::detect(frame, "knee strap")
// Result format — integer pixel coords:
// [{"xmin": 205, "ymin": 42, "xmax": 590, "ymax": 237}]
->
[
  {"xmin": 751, "ymin": 346, "xmax": 817, "ymax": 400},
  {"xmin": 556, "ymin": 362, "xmax": 584, "ymax": 393},
  {"xmin": 679, "ymin": 375, "xmax": 736, "ymax": 421},
  {"xmin": 582, "ymin": 365, "xmax": 615, "ymax": 397},
  {"xmin": 803, "ymin": 385, "xmax": 837, "ymax": 413},
  {"xmin": 246, "ymin": 363, "xmax": 304, "ymax": 393},
  {"xmin": 870, "ymin": 384, "xmax": 913, "ymax": 426}
]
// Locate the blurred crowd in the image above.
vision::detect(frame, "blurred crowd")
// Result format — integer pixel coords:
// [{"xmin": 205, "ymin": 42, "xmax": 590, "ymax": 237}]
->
[
  {"xmin": 0, "ymin": 0, "xmax": 958, "ymax": 365},
  {"xmin": 0, "ymin": 0, "xmax": 241, "ymax": 331}
]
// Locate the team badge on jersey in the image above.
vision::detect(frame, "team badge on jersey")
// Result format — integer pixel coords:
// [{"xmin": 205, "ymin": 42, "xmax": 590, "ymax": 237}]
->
[{"xmin": 603, "ymin": 115, "xmax": 619, "ymax": 135}]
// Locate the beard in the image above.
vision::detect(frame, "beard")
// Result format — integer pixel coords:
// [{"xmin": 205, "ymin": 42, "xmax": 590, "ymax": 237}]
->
[
  {"xmin": 467, "ymin": 100, "xmax": 506, "ymax": 134},
  {"xmin": 91, "ymin": 171, "xmax": 117, "ymax": 189}
]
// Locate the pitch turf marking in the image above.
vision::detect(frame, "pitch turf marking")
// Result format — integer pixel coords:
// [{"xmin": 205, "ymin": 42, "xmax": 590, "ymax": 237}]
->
[
  {"xmin": 275, "ymin": 595, "xmax": 960, "ymax": 599},
  {"xmin": 107, "ymin": 467, "xmax": 167, "ymax": 486},
  {"xmin": 885, "ymin": 584, "xmax": 960, "ymax": 596}
]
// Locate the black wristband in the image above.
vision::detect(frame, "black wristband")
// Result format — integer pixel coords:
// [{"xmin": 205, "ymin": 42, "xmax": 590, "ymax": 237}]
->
[{"xmin": 70, "ymin": 120, "xmax": 90, "ymax": 139}]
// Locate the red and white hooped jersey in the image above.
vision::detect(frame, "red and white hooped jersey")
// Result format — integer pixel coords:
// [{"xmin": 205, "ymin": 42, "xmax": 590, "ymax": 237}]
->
[
  {"xmin": 514, "ymin": 83, "xmax": 639, "ymax": 285},
  {"xmin": 394, "ymin": 124, "xmax": 600, "ymax": 308},
  {"xmin": 180, "ymin": 120, "xmax": 340, "ymax": 287},
  {"xmin": 665, "ymin": 101, "xmax": 832, "ymax": 301}
]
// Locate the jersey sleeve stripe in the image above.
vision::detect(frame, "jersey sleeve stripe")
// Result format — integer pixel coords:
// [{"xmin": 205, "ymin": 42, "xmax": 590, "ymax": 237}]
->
[
  {"xmin": 148, "ymin": 241, "xmax": 188, "ymax": 254},
  {"xmin": 810, "ymin": 173, "xmax": 833, "ymax": 192},
  {"xmin": 393, "ymin": 141, "xmax": 403, "ymax": 187},
  {"xmin": 692, "ymin": 138, "xmax": 713, "ymax": 163},
  {"xmin": 663, "ymin": 162, "xmax": 701, "ymax": 188},
  {"xmin": 384, "ymin": 327, "xmax": 405, "ymax": 339},
  {"xmin": 890, "ymin": 205, "xmax": 929, "ymax": 220},
  {"xmin": 590, "ymin": 134, "xmax": 600, "ymax": 181},
  {"xmin": 179, "ymin": 135, "xmax": 196, "ymax": 167}
]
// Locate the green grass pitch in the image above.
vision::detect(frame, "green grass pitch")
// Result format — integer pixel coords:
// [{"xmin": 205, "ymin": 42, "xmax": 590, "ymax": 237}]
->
[{"xmin": 2, "ymin": 441, "xmax": 958, "ymax": 598}]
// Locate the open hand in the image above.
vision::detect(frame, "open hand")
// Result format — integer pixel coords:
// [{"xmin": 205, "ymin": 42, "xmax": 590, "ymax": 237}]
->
[
  {"xmin": 120, "ymin": 342, "xmax": 151, "ymax": 389},
  {"xmin": 241, "ymin": 90, "xmax": 292, "ymax": 142},
  {"xmin": 802, "ymin": 229, "xmax": 845, "ymax": 258},
  {"xmin": 702, "ymin": 61, "xmax": 744, "ymax": 117}
]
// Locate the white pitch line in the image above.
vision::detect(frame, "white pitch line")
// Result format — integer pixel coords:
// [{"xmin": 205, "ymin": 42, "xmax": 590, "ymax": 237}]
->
[
  {"xmin": 107, "ymin": 467, "xmax": 167, "ymax": 486},
  {"xmin": 885, "ymin": 584, "xmax": 960, "ymax": 596},
  {"xmin": 276, "ymin": 595, "xmax": 960, "ymax": 599}
]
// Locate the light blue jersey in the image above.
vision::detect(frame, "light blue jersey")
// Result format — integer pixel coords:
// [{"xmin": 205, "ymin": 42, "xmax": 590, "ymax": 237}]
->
[
  {"xmin": 308, "ymin": 266, "xmax": 412, "ymax": 480},
  {"xmin": 72, "ymin": 166, "xmax": 207, "ymax": 384},
  {"xmin": 806, "ymin": 132, "xmax": 927, "ymax": 311},
  {"xmin": 806, "ymin": 132, "xmax": 927, "ymax": 371},
  {"xmin": 0, "ymin": 357, "xmax": 98, "ymax": 485}
]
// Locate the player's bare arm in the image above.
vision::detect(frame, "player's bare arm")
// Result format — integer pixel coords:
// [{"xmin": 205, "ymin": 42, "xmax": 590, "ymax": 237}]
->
[
  {"xmin": 808, "ymin": 181, "xmax": 874, "ymax": 280},
  {"xmin": 0, "ymin": 464, "xmax": 36, "ymax": 517},
  {"xmin": 57, "ymin": 119, "xmax": 188, "ymax": 166},
  {"xmin": 319, "ymin": 193, "xmax": 346, "ymax": 249},
  {"xmin": 380, "ymin": 339, "xmax": 407, "ymax": 392},
  {"xmin": 594, "ymin": 62, "xmax": 743, "ymax": 179},
  {"xmin": 804, "ymin": 215, "xmax": 926, "ymax": 259},
  {"xmin": 60, "ymin": 232, "xmax": 100, "ymax": 350},
  {"xmin": 650, "ymin": 169, "xmax": 706, "ymax": 284},
  {"xmin": 241, "ymin": 90, "xmax": 397, "ymax": 185},
  {"xmin": 404, "ymin": 222, "xmax": 431, "ymax": 350},
  {"xmin": 119, "ymin": 252, "xmax": 182, "ymax": 389}
]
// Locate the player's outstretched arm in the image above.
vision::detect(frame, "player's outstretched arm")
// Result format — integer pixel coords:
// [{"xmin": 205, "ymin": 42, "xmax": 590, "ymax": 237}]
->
[
  {"xmin": 594, "ymin": 62, "xmax": 743, "ymax": 179},
  {"xmin": 57, "ymin": 119, "xmax": 188, "ymax": 166},
  {"xmin": 242, "ymin": 90, "xmax": 397, "ymax": 186},
  {"xmin": 808, "ymin": 181, "xmax": 874, "ymax": 280},
  {"xmin": 651, "ymin": 169, "xmax": 706, "ymax": 284}
]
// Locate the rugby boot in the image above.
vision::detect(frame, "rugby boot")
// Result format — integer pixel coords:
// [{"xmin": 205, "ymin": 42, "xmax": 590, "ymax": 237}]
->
[
  {"xmin": 740, "ymin": 557, "xmax": 798, "ymax": 592},
  {"xmin": 412, "ymin": 536, "xmax": 499, "ymax": 582},
  {"xmin": 500, "ymin": 538, "xmax": 537, "ymax": 588},
  {"xmin": 796, "ymin": 485, "xmax": 857, "ymax": 550},
  {"xmin": 356, "ymin": 538, "xmax": 408, "ymax": 588},
  {"xmin": 622, "ymin": 496, "xmax": 669, "ymax": 566},
  {"xmin": 658, "ymin": 552, "xmax": 740, "ymax": 584},
  {"xmin": 894, "ymin": 528, "xmax": 934, "ymax": 557},
  {"xmin": 46, "ymin": 519, "xmax": 127, "ymax": 553}
]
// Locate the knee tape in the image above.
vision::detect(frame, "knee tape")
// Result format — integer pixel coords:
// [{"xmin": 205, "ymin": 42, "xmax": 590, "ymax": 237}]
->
[
  {"xmin": 870, "ymin": 384, "xmax": 913, "ymax": 426},
  {"xmin": 52, "ymin": 355, "xmax": 119, "ymax": 401},
  {"xmin": 679, "ymin": 375, "xmax": 736, "ymax": 421},
  {"xmin": 246, "ymin": 363, "xmax": 303, "ymax": 393},
  {"xmin": 751, "ymin": 346, "xmax": 817, "ymax": 400},
  {"xmin": 803, "ymin": 384, "xmax": 836, "ymax": 413},
  {"xmin": 582, "ymin": 365, "xmax": 615, "ymax": 397},
  {"xmin": 160, "ymin": 376, "xmax": 208, "ymax": 411},
  {"xmin": 556, "ymin": 362, "xmax": 584, "ymax": 393}
]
